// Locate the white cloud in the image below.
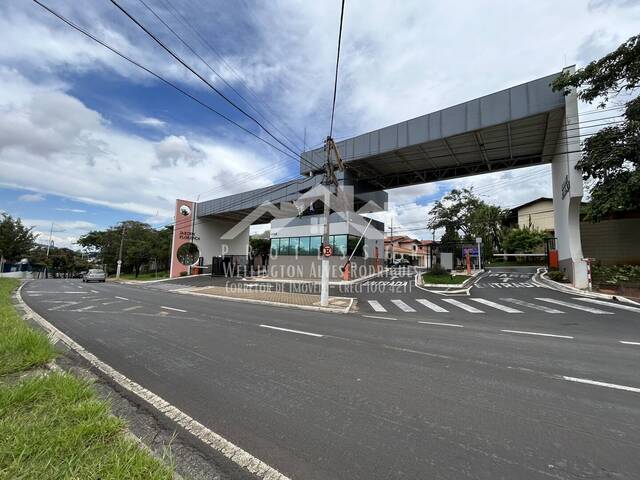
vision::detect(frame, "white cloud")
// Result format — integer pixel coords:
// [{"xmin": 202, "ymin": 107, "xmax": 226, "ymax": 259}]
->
[
  {"xmin": 0, "ymin": 68, "xmax": 286, "ymax": 221},
  {"xmin": 18, "ymin": 193, "xmax": 45, "ymax": 202},
  {"xmin": 23, "ymin": 218, "xmax": 98, "ymax": 249},
  {"xmin": 135, "ymin": 116, "xmax": 166, "ymax": 128},
  {"xmin": 55, "ymin": 208, "xmax": 87, "ymax": 213}
]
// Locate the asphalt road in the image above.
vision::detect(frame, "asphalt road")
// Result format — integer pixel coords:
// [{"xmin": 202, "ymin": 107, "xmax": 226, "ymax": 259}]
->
[{"xmin": 21, "ymin": 270, "xmax": 640, "ymax": 479}]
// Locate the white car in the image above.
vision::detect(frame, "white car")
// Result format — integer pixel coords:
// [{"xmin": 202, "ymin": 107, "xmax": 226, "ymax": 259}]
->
[{"xmin": 83, "ymin": 269, "xmax": 106, "ymax": 283}]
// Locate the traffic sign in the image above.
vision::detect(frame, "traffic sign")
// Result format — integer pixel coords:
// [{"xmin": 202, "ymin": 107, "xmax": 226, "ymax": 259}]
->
[{"xmin": 323, "ymin": 244, "xmax": 333, "ymax": 257}]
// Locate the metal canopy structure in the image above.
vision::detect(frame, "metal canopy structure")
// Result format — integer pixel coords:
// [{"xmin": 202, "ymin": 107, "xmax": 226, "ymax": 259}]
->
[{"xmin": 300, "ymin": 71, "xmax": 568, "ymax": 189}]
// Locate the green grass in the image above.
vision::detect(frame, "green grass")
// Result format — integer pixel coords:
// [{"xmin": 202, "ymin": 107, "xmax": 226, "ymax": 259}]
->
[
  {"xmin": 0, "ymin": 279, "xmax": 56, "ymax": 375},
  {"xmin": 422, "ymin": 273, "xmax": 470, "ymax": 285},
  {"xmin": 0, "ymin": 278, "xmax": 173, "ymax": 479},
  {"xmin": 117, "ymin": 271, "xmax": 169, "ymax": 281},
  {"xmin": 0, "ymin": 372, "xmax": 172, "ymax": 480}
]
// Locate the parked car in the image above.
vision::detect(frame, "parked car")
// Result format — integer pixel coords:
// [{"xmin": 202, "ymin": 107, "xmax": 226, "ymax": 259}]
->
[{"xmin": 83, "ymin": 269, "xmax": 106, "ymax": 283}]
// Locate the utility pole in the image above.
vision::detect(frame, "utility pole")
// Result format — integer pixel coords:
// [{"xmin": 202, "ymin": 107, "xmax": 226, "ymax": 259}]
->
[
  {"xmin": 44, "ymin": 221, "xmax": 54, "ymax": 279},
  {"xmin": 390, "ymin": 218, "xmax": 394, "ymax": 265},
  {"xmin": 116, "ymin": 223, "xmax": 126, "ymax": 279}
]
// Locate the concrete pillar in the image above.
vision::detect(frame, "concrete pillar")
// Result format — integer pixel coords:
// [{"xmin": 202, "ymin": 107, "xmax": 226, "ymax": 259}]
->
[{"xmin": 551, "ymin": 66, "xmax": 588, "ymax": 289}]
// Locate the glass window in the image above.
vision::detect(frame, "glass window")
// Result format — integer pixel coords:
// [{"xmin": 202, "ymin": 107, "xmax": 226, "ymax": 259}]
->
[
  {"xmin": 270, "ymin": 238, "xmax": 279, "ymax": 257},
  {"xmin": 309, "ymin": 236, "xmax": 322, "ymax": 257},
  {"xmin": 347, "ymin": 235, "xmax": 364, "ymax": 257},
  {"xmin": 278, "ymin": 237, "xmax": 290, "ymax": 255},
  {"xmin": 289, "ymin": 237, "xmax": 300, "ymax": 257},
  {"xmin": 333, "ymin": 234, "xmax": 347, "ymax": 257},
  {"xmin": 298, "ymin": 236, "xmax": 310, "ymax": 256}
]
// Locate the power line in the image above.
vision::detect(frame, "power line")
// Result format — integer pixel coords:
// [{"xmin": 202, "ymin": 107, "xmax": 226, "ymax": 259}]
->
[
  {"xmin": 157, "ymin": 0, "xmax": 307, "ymax": 149},
  {"xmin": 31, "ymin": 0, "xmax": 304, "ymax": 168},
  {"xmin": 108, "ymin": 0, "xmax": 313, "ymax": 169},
  {"xmin": 137, "ymin": 0, "xmax": 302, "ymax": 154},
  {"xmin": 329, "ymin": 0, "xmax": 346, "ymax": 138}
]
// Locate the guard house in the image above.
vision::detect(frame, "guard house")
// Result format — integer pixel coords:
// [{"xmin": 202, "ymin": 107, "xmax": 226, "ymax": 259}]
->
[{"xmin": 171, "ymin": 67, "xmax": 589, "ymax": 288}]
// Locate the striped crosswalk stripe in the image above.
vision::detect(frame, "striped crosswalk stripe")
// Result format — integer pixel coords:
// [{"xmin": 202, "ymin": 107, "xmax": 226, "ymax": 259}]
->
[
  {"xmin": 391, "ymin": 299, "xmax": 416, "ymax": 312},
  {"xmin": 573, "ymin": 297, "xmax": 640, "ymax": 313},
  {"xmin": 442, "ymin": 298, "xmax": 484, "ymax": 313},
  {"xmin": 500, "ymin": 298, "xmax": 564, "ymax": 313},
  {"xmin": 368, "ymin": 300, "xmax": 387, "ymax": 312},
  {"xmin": 470, "ymin": 298, "xmax": 522, "ymax": 313},
  {"xmin": 416, "ymin": 299, "xmax": 448, "ymax": 312},
  {"xmin": 536, "ymin": 298, "xmax": 613, "ymax": 314}
]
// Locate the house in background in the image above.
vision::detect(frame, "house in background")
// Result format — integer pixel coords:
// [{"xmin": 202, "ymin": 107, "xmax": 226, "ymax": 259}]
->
[
  {"xmin": 507, "ymin": 197, "xmax": 640, "ymax": 266},
  {"xmin": 384, "ymin": 235, "xmax": 437, "ymax": 267}
]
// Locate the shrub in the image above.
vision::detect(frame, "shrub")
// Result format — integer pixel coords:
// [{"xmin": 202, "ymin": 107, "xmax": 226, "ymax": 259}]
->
[
  {"xmin": 179, "ymin": 271, "xmax": 188, "ymax": 277},
  {"xmin": 428, "ymin": 264, "xmax": 449, "ymax": 276},
  {"xmin": 547, "ymin": 270, "xmax": 567, "ymax": 282}
]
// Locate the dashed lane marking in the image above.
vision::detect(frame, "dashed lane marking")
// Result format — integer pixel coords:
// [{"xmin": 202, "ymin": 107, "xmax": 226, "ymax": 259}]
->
[
  {"xmin": 573, "ymin": 297, "xmax": 640, "ymax": 313},
  {"xmin": 442, "ymin": 298, "xmax": 484, "ymax": 313},
  {"xmin": 418, "ymin": 321, "xmax": 464, "ymax": 328},
  {"xmin": 536, "ymin": 297, "xmax": 613, "ymax": 314},
  {"xmin": 470, "ymin": 298, "xmax": 522, "ymax": 313},
  {"xmin": 416, "ymin": 299, "xmax": 448, "ymax": 312},
  {"xmin": 620, "ymin": 341, "xmax": 640, "ymax": 346},
  {"xmin": 500, "ymin": 298, "xmax": 564, "ymax": 314},
  {"xmin": 115, "ymin": 296, "xmax": 129, "ymax": 301},
  {"xmin": 367, "ymin": 300, "xmax": 387, "ymax": 312},
  {"xmin": 562, "ymin": 376, "xmax": 640, "ymax": 394},
  {"xmin": 259, "ymin": 325, "xmax": 324, "ymax": 338},
  {"xmin": 391, "ymin": 299, "xmax": 416, "ymax": 312},
  {"xmin": 501, "ymin": 329, "xmax": 573, "ymax": 339},
  {"xmin": 75, "ymin": 305, "xmax": 96, "ymax": 312},
  {"xmin": 362, "ymin": 315, "xmax": 398, "ymax": 321},
  {"xmin": 122, "ymin": 305, "xmax": 143, "ymax": 312},
  {"xmin": 160, "ymin": 306, "xmax": 187, "ymax": 313}
]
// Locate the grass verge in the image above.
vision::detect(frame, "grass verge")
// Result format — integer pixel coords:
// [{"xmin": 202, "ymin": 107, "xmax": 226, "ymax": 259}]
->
[
  {"xmin": 422, "ymin": 273, "xmax": 470, "ymax": 285},
  {"xmin": 0, "ymin": 278, "xmax": 55, "ymax": 375},
  {"xmin": 117, "ymin": 271, "xmax": 169, "ymax": 281},
  {"xmin": 0, "ymin": 278, "xmax": 173, "ymax": 479}
]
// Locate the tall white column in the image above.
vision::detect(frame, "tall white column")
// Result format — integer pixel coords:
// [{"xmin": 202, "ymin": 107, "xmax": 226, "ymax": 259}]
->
[{"xmin": 551, "ymin": 66, "xmax": 588, "ymax": 289}]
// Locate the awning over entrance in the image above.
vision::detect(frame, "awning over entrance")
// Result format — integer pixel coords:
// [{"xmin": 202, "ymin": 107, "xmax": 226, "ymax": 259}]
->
[{"xmin": 300, "ymin": 71, "xmax": 568, "ymax": 189}]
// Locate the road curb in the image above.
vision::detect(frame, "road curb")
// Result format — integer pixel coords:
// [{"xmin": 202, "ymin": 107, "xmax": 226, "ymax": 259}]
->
[
  {"xmin": 533, "ymin": 268, "xmax": 640, "ymax": 306},
  {"xmin": 15, "ymin": 282, "xmax": 291, "ymax": 480},
  {"xmin": 414, "ymin": 270, "xmax": 486, "ymax": 296},
  {"xmin": 176, "ymin": 287, "xmax": 355, "ymax": 314}
]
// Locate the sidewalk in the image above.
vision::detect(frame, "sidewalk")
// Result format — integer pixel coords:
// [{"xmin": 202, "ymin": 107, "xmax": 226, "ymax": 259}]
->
[{"xmin": 180, "ymin": 285, "xmax": 355, "ymax": 313}]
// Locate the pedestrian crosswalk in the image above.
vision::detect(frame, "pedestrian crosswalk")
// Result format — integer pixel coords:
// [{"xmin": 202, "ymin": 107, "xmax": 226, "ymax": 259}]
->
[{"xmin": 365, "ymin": 296, "xmax": 638, "ymax": 316}]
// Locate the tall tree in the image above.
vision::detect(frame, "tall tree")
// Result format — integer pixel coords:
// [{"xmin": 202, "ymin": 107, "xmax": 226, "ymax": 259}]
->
[
  {"xmin": 427, "ymin": 188, "xmax": 507, "ymax": 254},
  {"xmin": 552, "ymin": 34, "xmax": 640, "ymax": 221},
  {"xmin": 0, "ymin": 214, "xmax": 38, "ymax": 262}
]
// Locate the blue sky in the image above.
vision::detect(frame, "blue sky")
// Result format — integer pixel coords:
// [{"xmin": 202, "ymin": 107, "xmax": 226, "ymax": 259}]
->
[{"xmin": 1, "ymin": 0, "xmax": 638, "ymax": 246}]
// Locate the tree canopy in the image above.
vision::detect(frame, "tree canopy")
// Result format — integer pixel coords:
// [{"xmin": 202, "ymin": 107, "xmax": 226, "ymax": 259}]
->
[
  {"xmin": 427, "ymin": 188, "xmax": 509, "ymax": 253},
  {"xmin": 552, "ymin": 34, "xmax": 640, "ymax": 221},
  {"xmin": 78, "ymin": 221, "xmax": 172, "ymax": 277},
  {"xmin": 0, "ymin": 213, "xmax": 38, "ymax": 262}
]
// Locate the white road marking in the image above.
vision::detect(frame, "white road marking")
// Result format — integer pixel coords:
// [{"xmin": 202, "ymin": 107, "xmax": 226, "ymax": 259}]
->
[
  {"xmin": 415, "ymin": 299, "xmax": 448, "ymax": 312},
  {"xmin": 501, "ymin": 329, "xmax": 573, "ymax": 339},
  {"xmin": 391, "ymin": 299, "xmax": 416, "ymax": 312},
  {"xmin": 573, "ymin": 297, "xmax": 640, "ymax": 313},
  {"xmin": 536, "ymin": 297, "xmax": 613, "ymax": 314},
  {"xmin": 123, "ymin": 305, "xmax": 143, "ymax": 312},
  {"xmin": 442, "ymin": 298, "xmax": 484, "ymax": 313},
  {"xmin": 470, "ymin": 298, "xmax": 522, "ymax": 313},
  {"xmin": 620, "ymin": 341, "xmax": 640, "ymax": 346},
  {"xmin": 161, "ymin": 306, "xmax": 187, "ymax": 313},
  {"xmin": 368, "ymin": 300, "xmax": 387, "ymax": 312},
  {"xmin": 500, "ymin": 298, "xmax": 564, "ymax": 313},
  {"xmin": 362, "ymin": 314, "xmax": 398, "ymax": 321},
  {"xmin": 102, "ymin": 301, "xmax": 122, "ymax": 305},
  {"xmin": 16, "ymin": 286, "xmax": 290, "ymax": 480},
  {"xmin": 75, "ymin": 305, "xmax": 96, "ymax": 312},
  {"xmin": 91, "ymin": 290, "xmax": 99, "ymax": 293},
  {"xmin": 419, "ymin": 321, "xmax": 464, "ymax": 328},
  {"xmin": 259, "ymin": 325, "xmax": 323, "ymax": 337},
  {"xmin": 115, "ymin": 296, "xmax": 129, "ymax": 301},
  {"xmin": 562, "ymin": 376, "xmax": 640, "ymax": 394}
]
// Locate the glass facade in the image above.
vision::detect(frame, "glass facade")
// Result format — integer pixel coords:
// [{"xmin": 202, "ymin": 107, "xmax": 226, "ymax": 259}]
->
[{"xmin": 270, "ymin": 234, "xmax": 365, "ymax": 257}]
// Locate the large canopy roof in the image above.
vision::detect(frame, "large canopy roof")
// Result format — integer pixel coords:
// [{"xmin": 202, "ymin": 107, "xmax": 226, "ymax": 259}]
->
[{"xmin": 300, "ymin": 71, "xmax": 569, "ymax": 189}]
